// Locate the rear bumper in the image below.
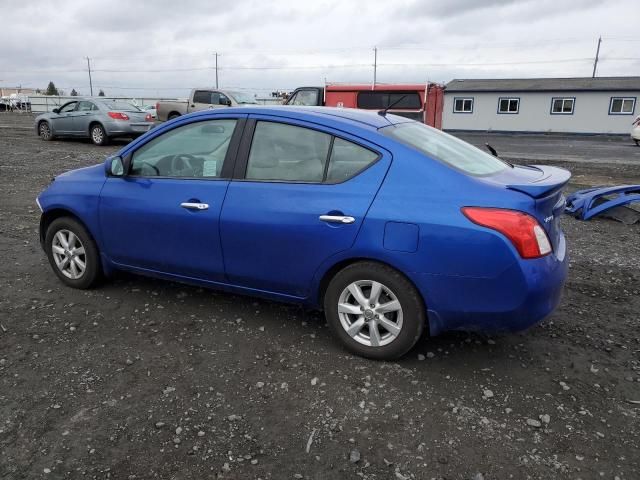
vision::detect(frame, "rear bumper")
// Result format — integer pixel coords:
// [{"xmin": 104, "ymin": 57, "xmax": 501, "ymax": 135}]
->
[
  {"xmin": 103, "ymin": 120, "xmax": 154, "ymax": 136},
  {"xmin": 631, "ymin": 127, "xmax": 640, "ymax": 141},
  {"xmin": 412, "ymin": 233, "xmax": 568, "ymax": 336}
]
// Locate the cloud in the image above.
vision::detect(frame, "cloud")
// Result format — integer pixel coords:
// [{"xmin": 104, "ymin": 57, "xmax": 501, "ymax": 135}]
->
[{"xmin": 0, "ymin": 0, "xmax": 637, "ymax": 97}]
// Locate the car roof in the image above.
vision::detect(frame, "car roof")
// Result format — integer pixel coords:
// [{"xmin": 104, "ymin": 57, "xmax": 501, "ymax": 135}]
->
[{"xmin": 190, "ymin": 105, "xmax": 411, "ymax": 130}]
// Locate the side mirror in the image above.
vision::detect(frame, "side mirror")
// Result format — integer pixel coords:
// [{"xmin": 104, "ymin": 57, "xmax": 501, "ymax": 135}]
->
[
  {"xmin": 108, "ymin": 156, "xmax": 125, "ymax": 176},
  {"xmin": 225, "ymin": 99, "xmax": 232, "ymax": 107},
  {"xmin": 52, "ymin": 108, "xmax": 60, "ymax": 114}
]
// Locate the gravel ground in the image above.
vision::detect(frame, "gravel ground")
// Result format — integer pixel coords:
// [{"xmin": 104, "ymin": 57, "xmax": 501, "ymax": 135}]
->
[{"xmin": 1, "ymin": 113, "xmax": 639, "ymax": 479}]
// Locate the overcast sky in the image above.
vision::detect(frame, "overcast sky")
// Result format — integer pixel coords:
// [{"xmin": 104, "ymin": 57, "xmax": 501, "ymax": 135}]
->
[{"xmin": 1, "ymin": 0, "xmax": 639, "ymax": 98}]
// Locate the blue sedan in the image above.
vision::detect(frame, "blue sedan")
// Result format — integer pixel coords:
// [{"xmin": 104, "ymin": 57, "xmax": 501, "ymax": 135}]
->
[{"xmin": 37, "ymin": 106, "xmax": 570, "ymax": 359}]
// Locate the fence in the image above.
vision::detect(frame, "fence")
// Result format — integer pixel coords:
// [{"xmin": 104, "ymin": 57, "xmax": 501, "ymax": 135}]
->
[{"xmin": 5, "ymin": 95, "xmax": 182, "ymax": 113}]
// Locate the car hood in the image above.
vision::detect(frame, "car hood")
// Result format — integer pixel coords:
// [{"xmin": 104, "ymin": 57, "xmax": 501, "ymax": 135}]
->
[{"xmin": 54, "ymin": 163, "xmax": 105, "ymax": 182}]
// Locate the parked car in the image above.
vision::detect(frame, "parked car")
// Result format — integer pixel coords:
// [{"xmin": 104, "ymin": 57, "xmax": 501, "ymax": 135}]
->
[
  {"xmin": 632, "ymin": 115, "xmax": 640, "ymax": 146},
  {"xmin": 140, "ymin": 104, "xmax": 157, "ymax": 119},
  {"xmin": 35, "ymin": 99, "xmax": 154, "ymax": 145},
  {"xmin": 156, "ymin": 89, "xmax": 257, "ymax": 122},
  {"xmin": 36, "ymin": 106, "xmax": 570, "ymax": 359}
]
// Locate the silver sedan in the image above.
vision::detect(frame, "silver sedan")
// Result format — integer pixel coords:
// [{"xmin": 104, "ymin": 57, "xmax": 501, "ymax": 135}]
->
[{"xmin": 35, "ymin": 98, "xmax": 155, "ymax": 146}]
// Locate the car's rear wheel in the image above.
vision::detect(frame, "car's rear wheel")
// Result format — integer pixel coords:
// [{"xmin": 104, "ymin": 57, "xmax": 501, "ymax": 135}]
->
[
  {"xmin": 38, "ymin": 121, "xmax": 53, "ymax": 141},
  {"xmin": 324, "ymin": 262, "xmax": 426, "ymax": 360},
  {"xmin": 44, "ymin": 217, "xmax": 101, "ymax": 289},
  {"xmin": 635, "ymin": 139, "xmax": 639, "ymax": 146},
  {"xmin": 90, "ymin": 124, "xmax": 109, "ymax": 146},
  {"xmin": 168, "ymin": 113, "xmax": 181, "ymax": 120}
]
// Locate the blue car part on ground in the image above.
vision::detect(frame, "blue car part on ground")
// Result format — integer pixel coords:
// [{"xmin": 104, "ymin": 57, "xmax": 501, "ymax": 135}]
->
[
  {"xmin": 565, "ymin": 185, "xmax": 640, "ymax": 222},
  {"xmin": 37, "ymin": 106, "xmax": 571, "ymax": 359}
]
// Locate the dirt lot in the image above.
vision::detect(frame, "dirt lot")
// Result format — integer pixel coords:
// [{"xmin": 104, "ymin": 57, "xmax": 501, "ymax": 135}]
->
[{"xmin": 1, "ymin": 113, "xmax": 639, "ymax": 480}]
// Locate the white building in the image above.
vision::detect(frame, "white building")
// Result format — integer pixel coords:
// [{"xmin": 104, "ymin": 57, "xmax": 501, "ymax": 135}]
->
[{"xmin": 442, "ymin": 77, "xmax": 640, "ymax": 135}]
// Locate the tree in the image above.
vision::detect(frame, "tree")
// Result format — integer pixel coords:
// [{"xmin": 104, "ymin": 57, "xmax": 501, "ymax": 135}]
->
[
  {"xmin": 98, "ymin": 89, "xmax": 105, "ymax": 96},
  {"xmin": 70, "ymin": 89, "xmax": 78, "ymax": 96},
  {"xmin": 45, "ymin": 81, "xmax": 59, "ymax": 96}
]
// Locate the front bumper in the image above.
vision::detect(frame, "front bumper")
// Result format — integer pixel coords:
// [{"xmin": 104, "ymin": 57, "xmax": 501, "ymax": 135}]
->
[{"xmin": 412, "ymin": 232, "xmax": 569, "ymax": 336}]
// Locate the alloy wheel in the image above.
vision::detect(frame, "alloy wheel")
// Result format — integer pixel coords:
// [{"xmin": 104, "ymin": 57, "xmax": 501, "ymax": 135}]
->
[
  {"xmin": 91, "ymin": 126, "xmax": 103, "ymax": 144},
  {"xmin": 337, "ymin": 280, "xmax": 403, "ymax": 347},
  {"xmin": 39, "ymin": 122, "xmax": 51, "ymax": 140},
  {"xmin": 51, "ymin": 229, "xmax": 86, "ymax": 280}
]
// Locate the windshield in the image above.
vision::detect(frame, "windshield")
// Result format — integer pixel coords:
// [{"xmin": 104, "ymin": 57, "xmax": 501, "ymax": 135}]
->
[
  {"xmin": 382, "ymin": 122, "xmax": 510, "ymax": 176},
  {"xmin": 100, "ymin": 100, "xmax": 142, "ymax": 111},
  {"xmin": 227, "ymin": 91, "xmax": 258, "ymax": 105}
]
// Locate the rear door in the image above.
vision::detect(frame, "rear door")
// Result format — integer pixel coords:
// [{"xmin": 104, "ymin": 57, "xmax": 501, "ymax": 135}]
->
[
  {"xmin": 99, "ymin": 116, "xmax": 245, "ymax": 281},
  {"xmin": 219, "ymin": 115, "xmax": 391, "ymax": 297}
]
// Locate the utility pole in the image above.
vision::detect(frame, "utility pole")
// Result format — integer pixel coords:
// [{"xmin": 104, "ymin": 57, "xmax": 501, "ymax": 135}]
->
[
  {"xmin": 372, "ymin": 47, "xmax": 377, "ymax": 89},
  {"xmin": 213, "ymin": 52, "xmax": 219, "ymax": 88},
  {"xmin": 86, "ymin": 57, "xmax": 94, "ymax": 96},
  {"xmin": 592, "ymin": 36, "xmax": 601, "ymax": 78}
]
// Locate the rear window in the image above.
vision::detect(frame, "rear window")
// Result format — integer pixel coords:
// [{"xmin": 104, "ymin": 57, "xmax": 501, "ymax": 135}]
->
[
  {"xmin": 357, "ymin": 91, "xmax": 421, "ymax": 110},
  {"xmin": 382, "ymin": 122, "xmax": 509, "ymax": 176},
  {"xmin": 101, "ymin": 100, "xmax": 141, "ymax": 111}
]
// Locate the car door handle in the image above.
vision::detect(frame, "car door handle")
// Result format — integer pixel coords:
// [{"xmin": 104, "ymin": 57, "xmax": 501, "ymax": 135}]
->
[
  {"xmin": 319, "ymin": 215, "xmax": 355, "ymax": 224},
  {"xmin": 181, "ymin": 202, "xmax": 209, "ymax": 210}
]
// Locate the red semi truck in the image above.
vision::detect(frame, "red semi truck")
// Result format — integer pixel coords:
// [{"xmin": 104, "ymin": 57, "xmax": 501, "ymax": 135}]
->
[{"xmin": 285, "ymin": 83, "xmax": 444, "ymax": 129}]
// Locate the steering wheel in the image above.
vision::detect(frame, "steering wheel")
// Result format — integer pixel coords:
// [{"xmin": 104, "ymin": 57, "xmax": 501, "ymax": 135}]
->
[
  {"xmin": 140, "ymin": 161, "xmax": 160, "ymax": 175},
  {"xmin": 171, "ymin": 154, "xmax": 199, "ymax": 176}
]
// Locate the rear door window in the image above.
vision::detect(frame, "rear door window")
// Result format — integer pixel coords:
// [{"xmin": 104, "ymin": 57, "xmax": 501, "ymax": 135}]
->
[
  {"xmin": 77, "ymin": 101, "xmax": 96, "ymax": 112},
  {"xmin": 193, "ymin": 90, "xmax": 213, "ymax": 104},
  {"xmin": 246, "ymin": 121, "xmax": 331, "ymax": 182}
]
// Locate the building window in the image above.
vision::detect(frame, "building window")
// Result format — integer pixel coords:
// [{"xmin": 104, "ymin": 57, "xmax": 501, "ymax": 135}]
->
[
  {"xmin": 453, "ymin": 97, "xmax": 473, "ymax": 113},
  {"xmin": 498, "ymin": 97, "xmax": 519, "ymax": 114},
  {"xmin": 609, "ymin": 97, "xmax": 636, "ymax": 115},
  {"xmin": 551, "ymin": 97, "xmax": 575, "ymax": 115}
]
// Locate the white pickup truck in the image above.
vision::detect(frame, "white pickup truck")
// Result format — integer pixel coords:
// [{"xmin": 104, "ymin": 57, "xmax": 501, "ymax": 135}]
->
[{"xmin": 156, "ymin": 88, "xmax": 257, "ymax": 122}]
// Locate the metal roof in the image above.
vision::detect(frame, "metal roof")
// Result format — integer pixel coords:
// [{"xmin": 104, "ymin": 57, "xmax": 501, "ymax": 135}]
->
[{"xmin": 445, "ymin": 77, "xmax": 640, "ymax": 93}]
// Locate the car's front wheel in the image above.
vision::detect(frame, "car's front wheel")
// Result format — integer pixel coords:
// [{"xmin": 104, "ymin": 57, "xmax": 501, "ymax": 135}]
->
[
  {"xmin": 324, "ymin": 262, "xmax": 426, "ymax": 359},
  {"xmin": 44, "ymin": 217, "xmax": 102, "ymax": 289},
  {"xmin": 38, "ymin": 121, "xmax": 54, "ymax": 141},
  {"xmin": 90, "ymin": 124, "xmax": 109, "ymax": 146}
]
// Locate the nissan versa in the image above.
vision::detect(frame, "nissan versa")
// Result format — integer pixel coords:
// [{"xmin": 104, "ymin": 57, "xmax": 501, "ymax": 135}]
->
[{"xmin": 37, "ymin": 106, "xmax": 570, "ymax": 359}]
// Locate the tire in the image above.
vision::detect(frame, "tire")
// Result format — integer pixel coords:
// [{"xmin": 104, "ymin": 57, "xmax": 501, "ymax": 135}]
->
[
  {"xmin": 635, "ymin": 139, "xmax": 639, "ymax": 146},
  {"xmin": 90, "ymin": 124, "xmax": 109, "ymax": 146},
  {"xmin": 44, "ymin": 217, "xmax": 102, "ymax": 289},
  {"xmin": 168, "ymin": 113, "xmax": 181, "ymax": 120},
  {"xmin": 38, "ymin": 121, "xmax": 54, "ymax": 141},
  {"xmin": 324, "ymin": 262, "xmax": 426, "ymax": 360}
]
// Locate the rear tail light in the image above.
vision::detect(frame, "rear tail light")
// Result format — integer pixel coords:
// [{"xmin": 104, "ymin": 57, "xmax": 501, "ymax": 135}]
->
[
  {"xmin": 461, "ymin": 207, "xmax": 552, "ymax": 259},
  {"xmin": 145, "ymin": 113, "xmax": 153, "ymax": 122},
  {"xmin": 107, "ymin": 112, "xmax": 129, "ymax": 120}
]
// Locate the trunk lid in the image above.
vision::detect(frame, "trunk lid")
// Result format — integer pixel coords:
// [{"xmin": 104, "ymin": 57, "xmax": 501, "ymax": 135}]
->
[{"xmin": 485, "ymin": 164, "xmax": 571, "ymax": 253}]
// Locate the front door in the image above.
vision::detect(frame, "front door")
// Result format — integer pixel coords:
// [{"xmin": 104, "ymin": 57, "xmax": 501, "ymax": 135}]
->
[
  {"xmin": 220, "ymin": 116, "xmax": 390, "ymax": 297},
  {"xmin": 50, "ymin": 101, "xmax": 78, "ymax": 134},
  {"xmin": 99, "ymin": 117, "xmax": 244, "ymax": 281}
]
